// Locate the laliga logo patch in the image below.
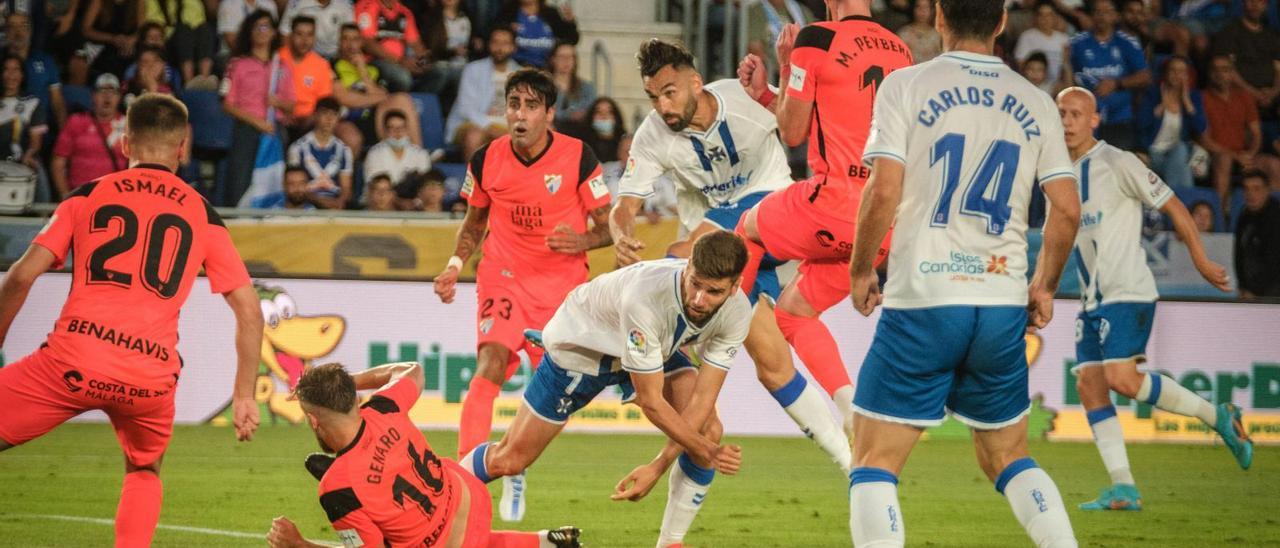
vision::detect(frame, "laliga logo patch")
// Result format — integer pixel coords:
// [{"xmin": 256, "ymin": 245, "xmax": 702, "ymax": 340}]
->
[
  {"xmin": 628, "ymin": 329, "xmax": 647, "ymax": 355},
  {"xmin": 986, "ymin": 255, "xmax": 1008, "ymax": 275},
  {"xmin": 544, "ymin": 174, "xmax": 562, "ymax": 194},
  {"xmin": 479, "ymin": 316, "xmax": 495, "ymax": 335},
  {"xmin": 1147, "ymin": 171, "xmax": 1160, "ymax": 185},
  {"xmin": 623, "ymin": 157, "xmax": 638, "ymax": 179},
  {"xmin": 588, "ymin": 175, "xmax": 608, "ymax": 199},
  {"xmin": 461, "ymin": 171, "xmax": 475, "ymax": 196},
  {"xmin": 788, "ymin": 64, "xmax": 806, "ymax": 92},
  {"xmin": 62, "ymin": 370, "xmax": 84, "ymax": 393}
]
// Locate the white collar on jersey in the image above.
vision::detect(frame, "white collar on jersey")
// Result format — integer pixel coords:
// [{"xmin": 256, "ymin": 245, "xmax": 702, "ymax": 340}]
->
[
  {"xmin": 937, "ymin": 51, "xmax": 1004, "ymax": 65},
  {"xmin": 1073, "ymin": 140, "xmax": 1109, "ymax": 166}
]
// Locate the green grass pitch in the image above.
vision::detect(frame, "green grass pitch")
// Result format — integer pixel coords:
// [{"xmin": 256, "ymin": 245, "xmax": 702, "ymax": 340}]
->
[{"xmin": 0, "ymin": 424, "xmax": 1275, "ymax": 547}]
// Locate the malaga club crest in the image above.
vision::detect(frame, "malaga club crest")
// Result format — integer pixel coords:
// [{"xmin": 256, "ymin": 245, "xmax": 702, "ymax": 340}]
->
[{"xmin": 544, "ymin": 174, "xmax": 562, "ymax": 194}]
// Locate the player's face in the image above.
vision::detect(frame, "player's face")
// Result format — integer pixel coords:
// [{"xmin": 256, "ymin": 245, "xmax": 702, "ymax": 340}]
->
[
  {"xmin": 643, "ymin": 65, "xmax": 698, "ymax": 132},
  {"xmin": 681, "ymin": 267, "xmax": 738, "ymax": 324},
  {"xmin": 1057, "ymin": 93, "xmax": 1099, "ymax": 150},
  {"xmin": 291, "ymin": 22, "xmax": 316, "ymax": 55},
  {"xmin": 506, "ymin": 85, "xmax": 553, "ymax": 148}
]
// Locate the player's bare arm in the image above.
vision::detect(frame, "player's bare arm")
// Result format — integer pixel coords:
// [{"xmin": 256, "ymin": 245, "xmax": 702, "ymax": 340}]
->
[
  {"xmin": 266, "ymin": 516, "xmax": 327, "ymax": 548},
  {"xmin": 609, "ymin": 196, "xmax": 647, "ymax": 265},
  {"xmin": 773, "ymin": 24, "xmax": 814, "ymax": 147},
  {"xmin": 225, "ymin": 284, "xmax": 264, "ymax": 441},
  {"xmin": 350, "ymin": 361, "xmax": 425, "ymax": 393},
  {"xmin": 435, "ymin": 205, "xmax": 489, "ymax": 304},
  {"xmin": 1160, "ymin": 198, "xmax": 1231, "ymax": 292},
  {"xmin": 0, "ymin": 244, "xmax": 57, "ymax": 346},
  {"xmin": 1028, "ymin": 177, "xmax": 1081, "ymax": 329},
  {"xmin": 849, "ymin": 158, "xmax": 905, "ymax": 317},
  {"xmin": 546, "ymin": 204, "xmax": 614, "ymax": 255},
  {"xmin": 628, "ymin": 371, "xmax": 740, "ymax": 473}
]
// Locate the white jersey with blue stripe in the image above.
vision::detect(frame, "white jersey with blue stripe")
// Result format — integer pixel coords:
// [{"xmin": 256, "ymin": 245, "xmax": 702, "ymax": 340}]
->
[
  {"xmin": 1073, "ymin": 141, "xmax": 1173, "ymax": 311},
  {"xmin": 862, "ymin": 51, "xmax": 1077, "ymax": 309},
  {"xmin": 541, "ymin": 259, "xmax": 751, "ymax": 377},
  {"xmin": 619, "ymin": 79, "xmax": 793, "ymax": 233}
]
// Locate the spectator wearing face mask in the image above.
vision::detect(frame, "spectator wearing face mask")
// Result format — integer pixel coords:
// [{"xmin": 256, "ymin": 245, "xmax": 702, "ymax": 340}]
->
[
  {"xmin": 579, "ymin": 97, "xmax": 624, "ymax": 164},
  {"xmin": 363, "ymin": 108, "xmax": 430, "ymax": 200}
]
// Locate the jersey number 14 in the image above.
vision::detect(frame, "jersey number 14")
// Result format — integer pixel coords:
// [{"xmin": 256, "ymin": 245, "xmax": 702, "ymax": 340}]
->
[{"xmin": 928, "ymin": 133, "xmax": 1021, "ymax": 236}]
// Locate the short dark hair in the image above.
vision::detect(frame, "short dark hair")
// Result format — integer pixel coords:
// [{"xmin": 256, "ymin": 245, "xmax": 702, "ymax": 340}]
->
[
  {"xmin": 284, "ymin": 165, "xmax": 309, "ymax": 180},
  {"xmin": 690, "ymin": 230, "xmax": 748, "ymax": 280},
  {"xmin": 315, "ymin": 96, "xmax": 341, "ymax": 114},
  {"xmin": 368, "ymin": 174, "xmax": 393, "ymax": 188},
  {"xmin": 504, "ymin": 68, "xmax": 557, "ymax": 109},
  {"xmin": 636, "ymin": 38, "xmax": 695, "ymax": 78},
  {"xmin": 383, "ymin": 109, "xmax": 408, "ymax": 127},
  {"xmin": 1088, "ymin": 0, "xmax": 1115, "ymax": 14},
  {"xmin": 489, "ymin": 25, "xmax": 515, "ymax": 42},
  {"xmin": 340, "ymin": 22, "xmax": 360, "ymax": 34},
  {"xmin": 136, "ymin": 45, "xmax": 166, "ymax": 61},
  {"xmin": 1024, "ymin": 51, "xmax": 1048, "ymax": 68},
  {"xmin": 1241, "ymin": 169, "xmax": 1268, "ymax": 186},
  {"xmin": 291, "ymin": 14, "xmax": 316, "ymax": 32},
  {"xmin": 295, "ymin": 363, "xmax": 357, "ymax": 413},
  {"xmin": 126, "ymin": 93, "xmax": 188, "ymax": 145},
  {"xmin": 938, "ymin": 0, "xmax": 1004, "ymax": 41}
]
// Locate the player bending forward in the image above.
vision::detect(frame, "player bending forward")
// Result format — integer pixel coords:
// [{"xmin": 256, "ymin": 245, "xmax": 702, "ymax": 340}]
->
[
  {"xmin": 0, "ymin": 94, "xmax": 262, "ymax": 548},
  {"xmin": 461, "ymin": 231, "xmax": 749, "ymax": 548},
  {"xmin": 847, "ymin": 1, "xmax": 1081, "ymax": 546},
  {"xmin": 1057, "ymin": 87, "xmax": 1251, "ymax": 512},
  {"xmin": 265, "ymin": 362, "xmax": 581, "ymax": 548},
  {"xmin": 611, "ymin": 38, "xmax": 851, "ymax": 472}
]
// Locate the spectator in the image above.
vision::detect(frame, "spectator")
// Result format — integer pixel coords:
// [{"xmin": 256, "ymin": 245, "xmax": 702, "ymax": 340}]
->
[
  {"xmin": 354, "ymin": 0, "xmax": 429, "ymax": 92},
  {"xmin": 581, "ymin": 96, "xmax": 624, "ymax": 164},
  {"xmin": 1137, "ymin": 56, "xmax": 1204, "ymax": 189},
  {"xmin": 897, "ymin": 0, "xmax": 940, "ymax": 63},
  {"xmin": 4, "ymin": 12, "xmax": 66, "ymax": 129},
  {"xmin": 494, "ymin": 0, "xmax": 577, "ymax": 68},
  {"xmin": 1020, "ymin": 51, "xmax": 1055, "ymax": 96},
  {"xmin": 332, "ymin": 22, "xmax": 422, "ymax": 156},
  {"xmin": 278, "ymin": 0, "xmax": 354, "ymax": 60},
  {"xmin": 446, "ymin": 25, "xmax": 515, "ymax": 161},
  {"xmin": 1190, "ymin": 200, "xmax": 1215, "ymax": 233},
  {"xmin": 364, "ymin": 109, "xmax": 430, "ymax": 194},
  {"xmin": 279, "ymin": 15, "xmax": 332, "ymax": 131},
  {"xmin": 1234, "ymin": 170, "xmax": 1280, "ymax": 298},
  {"xmin": 365, "ymin": 173, "xmax": 397, "ymax": 210},
  {"xmin": 73, "ymin": 0, "xmax": 144, "ymax": 84},
  {"xmin": 124, "ymin": 46, "xmax": 177, "ymax": 103},
  {"xmin": 1118, "ymin": 0, "xmax": 1190, "ymax": 57},
  {"xmin": 1172, "ymin": 0, "xmax": 1235, "ymax": 53},
  {"xmin": 1202, "ymin": 54, "xmax": 1280, "ymax": 207},
  {"xmin": 1070, "ymin": 0, "xmax": 1150, "ymax": 150},
  {"xmin": 1211, "ymin": 0, "xmax": 1280, "ymax": 122},
  {"xmin": 218, "ymin": 0, "xmax": 278, "ymax": 53},
  {"xmin": 0, "ymin": 54, "xmax": 47, "ymax": 198},
  {"xmin": 221, "ymin": 10, "xmax": 296, "ymax": 206},
  {"xmin": 420, "ymin": 0, "xmax": 472, "ymax": 84},
  {"xmin": 143, "ymin": 0, "xmax": 217, "ymax": 89},
  {"xmin": 745, "ymin": 0, "xmax": 814, "ymax": 74},
  {"xmin": 51, "ymin": 74, "xmax": 126, "ymax": 199},
  {"xmin": 548, "ymin": 43, "xmax": 594, "ymax": 129},
  {"xmin": 254, "ymin": 165, "xmax": 319, "ymax": 209},
  {"xmin": 603, "ymin": 133, "xmax": 676, "ymax": 223},
  {"xmin": 1015, "ymin": 2, "xmax": 1070, "ymax": 91},
  {"xmin": 124, "ymin": 22, "xmax": 182, "ymax": 88},
  {"xmin": 395, "ymin": 168, "xmax": 445, "ymax": 212},
  {"xmin": 287, "ymin": 97, "xmax": 353, "ymax": 209}
]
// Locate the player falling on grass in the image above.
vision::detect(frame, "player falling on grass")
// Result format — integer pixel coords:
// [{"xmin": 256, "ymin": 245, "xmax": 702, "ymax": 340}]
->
[
  {"xmin": 1056, "ymin": 87, "xmax": 1251, "ymax": 512},
  {"xmin": 0, "ymin": 93, "xmax": 263, "ymax": 548},
  {"xmin": 734, "ymin": 0, "xmax": 913, "ymax": 432},
  {"xmin": 265, "ymin": 362, "xmax": 582, "ymax": 548},
  {"xmin": 610, "ymin": 38, "xmax": 852, "ymax": 473},
  {"xmin": 846, "ymin": 0, "xmax": 1082, "ymax": 545},
  {"xmin": 459, "ymin": 231, "xmax": 748, "ymax": 548},
  {"xmin": 433, "ymin": 68, "xmax": 613, "ymax": 521}
]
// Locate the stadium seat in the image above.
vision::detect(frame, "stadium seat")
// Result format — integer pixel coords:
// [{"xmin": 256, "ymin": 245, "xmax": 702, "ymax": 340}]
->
[
  {"xmin": 62, "ymin": 85, "xmax": 92, "ymax": 113},
  {"xmin": 410, "ymin": 93, "xmax": 446, "ymax": 152},
  {"xmin": 436, "ymin": 162, "xmax": 466, "ymax": 205},
  {"xmin": 180, "ymin": 90, "xmax": 234, "ymax": 151},
  {"xmin": 1172, "ymin": 186, "xmax": 1223, "ymax": 232},
  {"xmin": 1229, "ymin": 188, "xmax": 1245, "ymax": 232}
]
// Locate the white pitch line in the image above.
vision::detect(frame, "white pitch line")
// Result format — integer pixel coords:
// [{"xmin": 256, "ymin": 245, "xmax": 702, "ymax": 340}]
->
[{"xmin": 10, "ymin": 514, "xmax": 260, "ymax": 539}]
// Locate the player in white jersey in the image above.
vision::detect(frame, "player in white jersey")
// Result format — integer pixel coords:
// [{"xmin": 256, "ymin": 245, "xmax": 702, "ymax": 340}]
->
[
  {"xmin": 610, "ymin": 39, "xmax": 854, "ymax": 476},
  {"xmin": 1056, "ymin": 88, "xmax": 1249, "ymax": 513},
  {"xmin": 460, "ymin": 231, "xmax": 748, "ymax": 548},
  {"xmin": 845, "ymin": 1, "xmax": 1081, "ymax": 546}
]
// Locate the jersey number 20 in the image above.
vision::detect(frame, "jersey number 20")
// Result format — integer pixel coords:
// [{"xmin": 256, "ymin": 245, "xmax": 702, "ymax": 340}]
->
[
  {"xmin": 87, "ymin": 205, "xmax": 194, "ymax": 299},
  {"xmin": 929, "ymin": 133, "xmax": 1021, "ymax": 236}
]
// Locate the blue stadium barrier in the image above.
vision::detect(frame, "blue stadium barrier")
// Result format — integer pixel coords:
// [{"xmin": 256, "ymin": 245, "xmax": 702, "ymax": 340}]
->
[
  {"xmin": 1172, "ymin": 186, "xmax": 1223, "ymax": 232},
  {"xmin": 181, "ymin": 90, "xmax": 234, "ymax": 151},
  {"xmin": 410, "ymin": 93, "xmax": 446, "ymax": 152},
  {"xmin": 62, "ymin": 85, "xmax": 92, "ymax": 113}
]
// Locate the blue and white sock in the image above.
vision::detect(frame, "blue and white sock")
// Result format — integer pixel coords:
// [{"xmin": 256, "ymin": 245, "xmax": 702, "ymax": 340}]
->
[
  {"xmin": 1137, "ymin": 372, "xmax": 1217, "ymax": 426},
  {"xmin": 1086, "ymin": 405, "xmax": 1135, "ymax": 486},
  {"xmin": 460, "ymin": 441, "xmax": 495, "ymax": 483},
  {"xmin": 848, "ymin": 467, "xmax": 905, "ymax": 547},
  {"xmin": 996, "ymin": 458, "xmax": 1077, "ymax": 548},
  {"xmin": 656, "ymin": 453, "xmax": 714, "ymax": 547},
  {"xmin": 770, "ymin": 372, "xmax": 852, "ymax": 473}
]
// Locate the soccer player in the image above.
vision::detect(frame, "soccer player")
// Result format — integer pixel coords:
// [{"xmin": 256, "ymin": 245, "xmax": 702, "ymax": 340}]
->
[
  {"xmin": 734, "ymin": 0, "xmax": 913, "ymax": 431},
  {"xmin": 846, "ymin": 1, "xmax": 1082, "ymax": 546},
  {"xmin": 610, "ymin": 38, "xmax": 851, "ymax": 472},
  {"xmin": 433, "ymin": 68, "xmax": 613, "ymax": 521},
  {"xmin": 264, "ymin": 362, "xmax": 582, "ymax": 548},
  {"xmin": 0, "ymin": 93, "xmax": 262, "ymax": 548},
  {"xmin": 460, "ymin": 231, "xmax": 748, "ymax": 548},
  {"xmin": 1057, "ymin": 87, "xmax": 1250, "ymax": 511}
]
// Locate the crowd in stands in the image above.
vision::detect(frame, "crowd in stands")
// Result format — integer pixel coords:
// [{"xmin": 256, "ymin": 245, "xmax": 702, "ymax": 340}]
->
[{"xmin": 1, "ymin": 0, "xmax": 1277, "ymax": 295}]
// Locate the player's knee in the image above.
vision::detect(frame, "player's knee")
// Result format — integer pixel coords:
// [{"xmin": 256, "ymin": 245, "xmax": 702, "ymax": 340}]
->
[
  {"xmin": 1103, "ymin": 365, "xmax": 1142, "ymax": 398},
  {"xmin": 125, "ymin": 460, "xmax": 161, "ymax": 475},
  {"xmin": 475, "ymin": 346, "xmax": 512, "ymax": 384}
]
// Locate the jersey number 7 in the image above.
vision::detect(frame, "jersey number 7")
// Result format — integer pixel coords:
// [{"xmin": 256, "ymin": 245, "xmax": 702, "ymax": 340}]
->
[
  {"xmin": 928, "ymin": 133, "xmax": 1021, "ymax": 236},
  {"xmin": 87, "ymin": 205, "xmax": 194, "ymax": 299}
]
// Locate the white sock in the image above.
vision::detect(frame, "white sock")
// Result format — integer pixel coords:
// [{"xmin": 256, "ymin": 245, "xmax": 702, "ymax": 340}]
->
[
  {"xmin": 997, "ymin": 459, "xmax": 1077, "ymax": 548},
  {"xmin": 1137, "ymin": 373, "xmax": 1217, "ymax": 426},
  {"xmin": 771, "ymin": 373, "xmax": 852, "ymax": 472},
  {"xmin": 459, "ymin": 441, "xmax": 495, "ymax": 483},
  {"xmin": 833, "ymin": 385, "xmax": 856, "ymax": 435},
  {"xmin": 848, "ymin": 468, "xmax": 905, "ymax": 548},
  {"xmin": 1085, "ymin": 406, "xmax": 1135, "ymax": 485},
  {"xmin": 656, "ymin": 453, "xmax": 713, "ymax": 547}
]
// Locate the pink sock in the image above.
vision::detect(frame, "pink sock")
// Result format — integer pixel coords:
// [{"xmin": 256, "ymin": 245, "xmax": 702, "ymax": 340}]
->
[
  {"xmin": 115, "ymin": 470, "xmax": 162, "ymax": 548},
  {"xmin": 774, "ymin": 307, "xmax": 851, "ymax": 396},
  {"xmin": 458, "ymin": 376, "xmax": 502, "ymax": 458},
  {"xmin": 487, "ymin": 531, "xmax": 541, "ymax": 547}
]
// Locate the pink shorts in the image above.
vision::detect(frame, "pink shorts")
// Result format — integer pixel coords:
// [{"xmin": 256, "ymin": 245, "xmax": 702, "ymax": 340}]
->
[
  {"xmin": 0, "ymin": 347, "xmax": 175, "ymax": 466},
  {"xmin": 475, "ymin": 267, "xmax": 567, "ymax": 370}
]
